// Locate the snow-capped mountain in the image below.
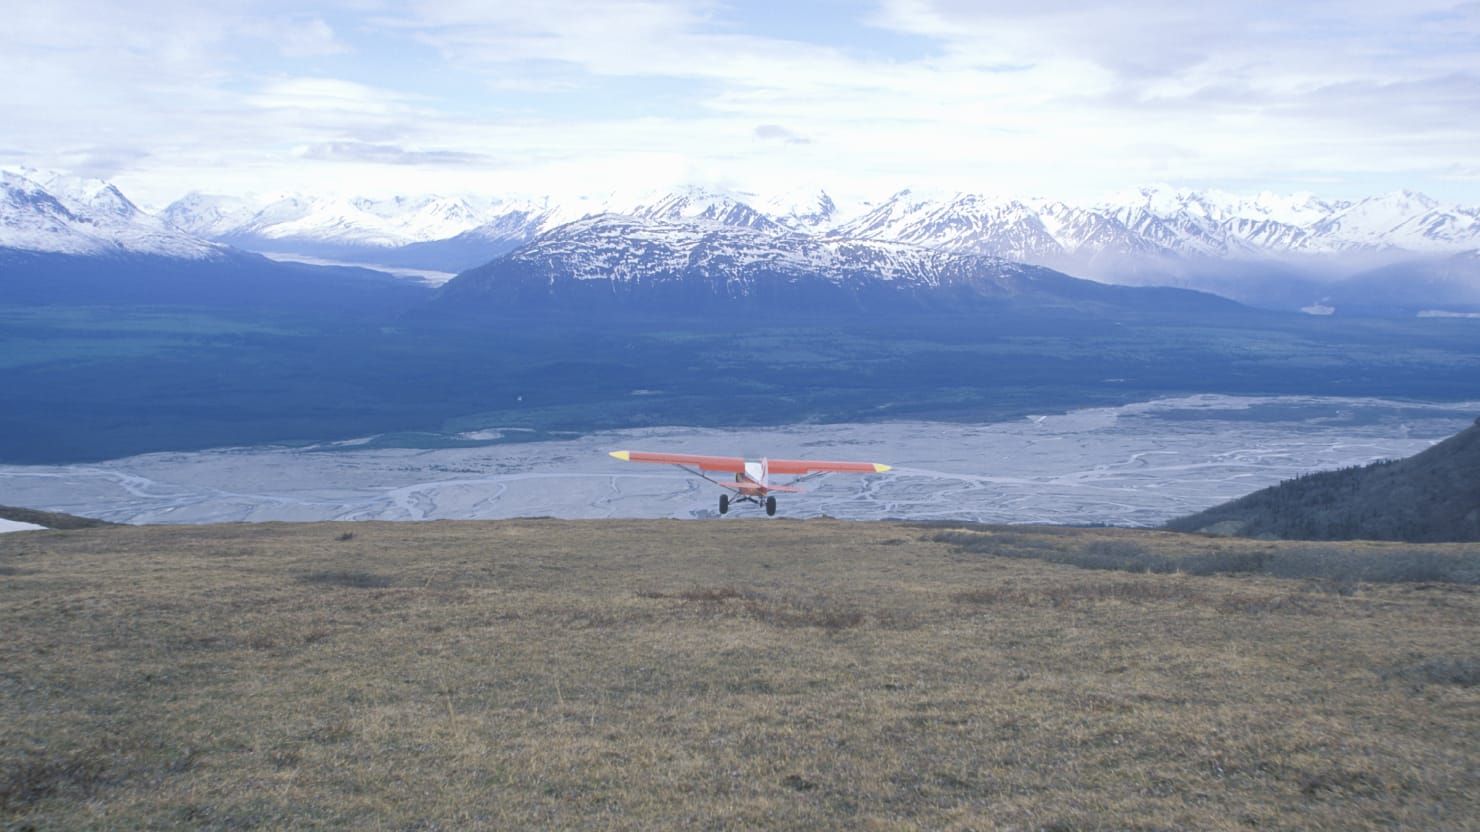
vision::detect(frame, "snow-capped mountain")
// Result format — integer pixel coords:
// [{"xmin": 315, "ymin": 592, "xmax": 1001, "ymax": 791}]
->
[
  {"xmin": 1, "ymin": 171, "xmax": 223, "ymax": 259},
  {"xmin": 835, "ymin": 186, "xmax": 1480, "ymax": 270},
  {"xmin": 163, "ymin": 186, "xmax": 799, "ymax": 250},
  {"xmin": 809, "ymin": 186, "xmax": 1480, "ymax": 313},
  {"xmin": 1, "ymin": 170, "xmax": 434, "ymax": 311},
  {"xmin": 157, "ymin": 192, "xmax": 260, "ymax": 239},
  {"xmin": 163, "ymin": 192, "xmax": 504, "ymax": 249},
  {"xmin": 155, "ymin": 182, "xmax": 1480, "ymax": 272},
  {"xmin": 1309, "ymin": 191, "xmax": 1480, "ymax": 253},
  {"xmin": 434, "ymin": 212, "xmax": 1239, "ymax": 317},
  {"xmin": 837, "ymin": 191, "xmax": 1074, "ymax": 262},
  {"xmin": 11, "ymin": 168, "xmax": 1478, "ymax": 315},
  {"xmin": 1094, "ymin": 188, "xmax": 1273, "ymax": 259},
  {"xmin": 479, "ymin": 212, "xmax": 977, "ymax": 285},
  {"xmin": 1110, "ymin": 187, "xmax": 1480, "ymax": 257},
  {"xmin": 159, "ymin": 186, "xmax": 858, "ymax": 272},
  {"xmin": 623, "ymin": 188, "xmax": 780, "ymax": 232},
  {"xmin": 161, "ymin": 190, "xmax": 623, "ymax": 272},
  {"xmin": 757, "ymin": 188, "xmax": 841, "ymax": 232}
]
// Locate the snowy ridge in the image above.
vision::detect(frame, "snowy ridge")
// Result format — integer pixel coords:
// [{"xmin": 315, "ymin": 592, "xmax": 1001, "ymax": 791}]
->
[
  {"xmin": 164, "ymin": 192, "xmax": 504, "ymax": 248},
  {"xmin": 1, "ymin": 171, "xmax": 223, "ymax": 259},
  {"xmin": 500, "ymin": 212, "xmax": 1039, "ymax": 288},
  {"xmin": 624, "ymin": 188, "xmax": 780, "ymax": 232},
  {"xmin": 162, "ymin": 186, "xmax": 806, "ymax": 251},
  {"xmin": 6, "ymin": 166, "xmax": 1477, "ymax": 308},
  {"xmin": 756, "ymin": 188, "xmax": 841, "ymax": 232},
  {"xmin": 432, "ymin": 210, "xmax": 1207, "ymax": 316},
  {"xmin": 164, "ymin": 184, "xmax": 1480, "ymax": 276},
  {"xmin": 162, "ymin": 189, "xmax": 644, "ymax": 251},
  {"xmin": 842, "ymin": 186, "xmax": 1480, "ymax": 267}
]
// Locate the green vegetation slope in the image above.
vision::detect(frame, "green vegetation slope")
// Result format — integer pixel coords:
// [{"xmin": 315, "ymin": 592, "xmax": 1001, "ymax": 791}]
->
[
  {"xmin": 0, "ymin": 505, "xmax": 114, "ymax": 530},
  {"xmin": 1167, "ymin": 419, "xmax": 1480, "ymax": 542}
]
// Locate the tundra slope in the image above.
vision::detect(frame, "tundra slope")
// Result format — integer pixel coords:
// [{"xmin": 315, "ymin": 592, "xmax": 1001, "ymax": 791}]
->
[{"xmin": 1, "ymin": 520, "xmax": 1475, "ymax": 829}]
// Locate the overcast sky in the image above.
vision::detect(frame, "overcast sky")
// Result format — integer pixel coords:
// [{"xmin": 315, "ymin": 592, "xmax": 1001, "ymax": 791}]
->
[{"xmin": 4, "ymin": 0, "xmax": 1479, "ymax": 206}]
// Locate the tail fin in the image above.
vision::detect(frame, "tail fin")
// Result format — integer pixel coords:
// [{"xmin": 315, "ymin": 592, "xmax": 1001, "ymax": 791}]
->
[{"xmin": 746, "ymin": 459, "xmax": 768, "ymax": 486}]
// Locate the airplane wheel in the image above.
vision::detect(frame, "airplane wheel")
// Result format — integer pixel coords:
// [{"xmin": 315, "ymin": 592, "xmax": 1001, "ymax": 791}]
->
[
  {"xmin": 719, "ymin": 494, "xmax": 729, "ymax": 515},
  {"xmin": 765, "ymin": 496, "xmax": 777, "ymax": 516}
]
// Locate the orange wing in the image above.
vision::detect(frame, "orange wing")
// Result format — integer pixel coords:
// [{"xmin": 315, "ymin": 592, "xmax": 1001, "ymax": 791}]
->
[
  {"xmin": 608, "ymin": 451, "xmax": 747, "ymax": 473},
  {"xmin": 609, "ymin": 451, "xmax": 890, "ymax": 475},
  {"xmin": 766, "ymin": 458, "xmax": 892, "ymax": 474}
]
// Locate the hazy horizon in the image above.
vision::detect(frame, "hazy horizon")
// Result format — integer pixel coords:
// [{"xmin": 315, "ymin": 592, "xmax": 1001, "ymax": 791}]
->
[{"xmin": 4, "ymin": 1, "xmax": 1478, "ymax": 206}]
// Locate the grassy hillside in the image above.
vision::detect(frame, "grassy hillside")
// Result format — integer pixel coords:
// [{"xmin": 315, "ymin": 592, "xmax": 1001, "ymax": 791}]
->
[
  {"xmin": 0, "ymin": 505, "xmax": 114, "ymax": 530},
  {"xmin": 1168, "ymin": 420, "xmax": 1480, "ymax": 542},
  {"xmin": 2, "ymin": 520, "xmax": 1476, "ymax": 829}
]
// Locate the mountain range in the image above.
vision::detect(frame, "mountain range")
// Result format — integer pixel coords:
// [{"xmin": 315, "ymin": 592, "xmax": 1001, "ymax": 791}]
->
[
  {"xmin": 0, "ymin": 170, "xmax": 424, "ymax": 310},
  {"xmin": 5, "ymin": 168, "xmax": 1480, "ymax": 315},
  {"xmin": 435, "ymin": 213, "xmax": 1241, "ymax": 318},
  {"xmin": 159, "ymin": 183, "xmax": 1478, "ymax": 263},
  {"xmin": 157, "ymin": 183, "xmax": 1480, "ymax": 259},
  {"xmin": 2, "ymin": 170, "xmax": 224, "ymax": 259},
  {"xmin": 158, "ymin": 182, "xmax": 1480, "ymax": 314},
  {"xmin": 7, "ymin": 171, "xmax": 1480, "ymax": 466}
]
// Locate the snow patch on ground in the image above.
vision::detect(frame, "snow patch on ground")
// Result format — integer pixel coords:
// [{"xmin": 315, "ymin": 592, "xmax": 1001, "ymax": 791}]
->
[{"xmin": 0, "ymin": 518, "xmax": 47, "ymax": 533}]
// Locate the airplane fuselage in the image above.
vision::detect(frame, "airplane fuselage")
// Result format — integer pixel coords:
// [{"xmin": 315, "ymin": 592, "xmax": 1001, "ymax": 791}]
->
[{"xmin": 607, "ymin": 450, "xmax": 889, "ymax": 517}]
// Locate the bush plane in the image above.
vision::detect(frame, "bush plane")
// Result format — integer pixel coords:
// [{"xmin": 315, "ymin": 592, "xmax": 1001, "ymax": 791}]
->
[{"xmin": 608, "ymin": 450, "xmax": 892, "ymax": 516}]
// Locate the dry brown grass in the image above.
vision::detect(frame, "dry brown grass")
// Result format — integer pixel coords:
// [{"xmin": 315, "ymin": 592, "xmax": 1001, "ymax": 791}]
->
[{"xmin": 1, "ymin": 520, "xmax": 1477, "ymax": 830}]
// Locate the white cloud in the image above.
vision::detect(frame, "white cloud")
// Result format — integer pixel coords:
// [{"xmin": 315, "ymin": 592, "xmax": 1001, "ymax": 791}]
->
[
  {"xmin": 293, "ymin": 141, "xmax": 490, "ymax": 165},
  {"xmin": 250, "ymin": 16, "xmax": 351, "ymax": 57},
  {"xmin": 248, "ymin": 77, "xmax": 417, "ymax": 117},
  {"xmin": 753, "ymin": 124, "xmax": 811, "ymax": 145},
  {"xmin": 0, "ymin": 0, "xmax": 1476, "ymax": 205}
]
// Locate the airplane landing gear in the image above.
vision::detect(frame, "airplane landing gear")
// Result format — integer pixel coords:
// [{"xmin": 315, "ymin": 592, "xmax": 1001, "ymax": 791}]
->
[
  {"xmin": 765, "ymin": 495, "xmax": 777, "ymax": 516},
  {"xmin": 719, "ymin": 494, "xmax": 730, "ymax": 515}
]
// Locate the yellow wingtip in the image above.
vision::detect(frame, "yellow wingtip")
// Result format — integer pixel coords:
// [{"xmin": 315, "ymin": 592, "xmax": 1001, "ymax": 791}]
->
[
  {"xmin": 609, "ymin": 450, "xmax": 631, "ymax": 461},
  {"xmin": 874, "ymin": 463, "xmax": 892, "ymax": 473}
]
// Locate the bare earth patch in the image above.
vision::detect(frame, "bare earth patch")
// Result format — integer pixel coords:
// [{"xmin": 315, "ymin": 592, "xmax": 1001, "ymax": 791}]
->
[{"xmin": 2, "ymin": 520, "xmax": 1476, "ymax": 829}]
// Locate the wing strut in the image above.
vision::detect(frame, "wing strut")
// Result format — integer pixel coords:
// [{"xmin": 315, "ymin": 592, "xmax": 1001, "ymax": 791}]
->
[{"xmin": 676, "ymin": 463, "xmax": 730, "ymax": 488}]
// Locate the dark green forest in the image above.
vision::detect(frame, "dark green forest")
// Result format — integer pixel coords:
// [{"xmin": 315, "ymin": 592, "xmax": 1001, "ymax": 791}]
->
[
  {"xmin": 6, "ymin": 300, "xmax": 1480, "ymax": 464},
  {"xmin": 1167, "ymin": 420, "xmax": 1480, "ymax": 542}
]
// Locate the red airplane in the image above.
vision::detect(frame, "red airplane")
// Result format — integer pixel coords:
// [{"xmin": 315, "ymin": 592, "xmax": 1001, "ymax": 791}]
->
[{"xmin": 608, "ymin": 450, "xmax": 892, "ymax": 516}]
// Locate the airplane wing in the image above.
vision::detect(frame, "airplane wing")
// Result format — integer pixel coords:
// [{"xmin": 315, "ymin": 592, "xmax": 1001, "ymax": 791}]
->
[
  {"xmin": 608, "ymin": 451, "xmax": 890, "ymax": 475},
  {"xmin": 766, "ymin": 458, "xmax": 892, "ymax": 475},
  {"xmin": 608, "ymin": 451, "xmax": 747, "ymax": 473}
]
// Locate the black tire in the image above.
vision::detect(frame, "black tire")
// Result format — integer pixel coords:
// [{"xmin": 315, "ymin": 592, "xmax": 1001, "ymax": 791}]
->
[
  {"xmin": 765, "ymin": 496, "xmax": 777, "ymax": 516},
  {"xmin": 719, "ymin": 494, "xmax": 729, "ymax": 515}
]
